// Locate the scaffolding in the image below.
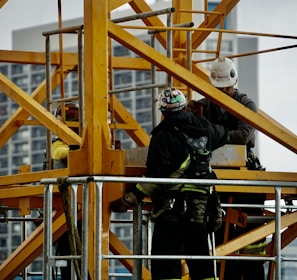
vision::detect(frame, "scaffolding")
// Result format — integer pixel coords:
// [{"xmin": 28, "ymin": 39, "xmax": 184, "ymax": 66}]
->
[{"xmin": 40, "ymin": 175, "xmax": 297, "ymax": 280}]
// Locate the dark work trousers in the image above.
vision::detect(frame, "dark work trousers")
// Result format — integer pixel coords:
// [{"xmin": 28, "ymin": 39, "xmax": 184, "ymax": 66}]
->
[
  {"xmin": 215, "ymin": 192, "xmax": 266, "ymax": 280},
  {"xmin": 150, "ymin": 202, "xmax": 215, "ymax": 280},
  {"xmin": 55, "ymin": 232, "xmax": 71, "ymax": 279}
]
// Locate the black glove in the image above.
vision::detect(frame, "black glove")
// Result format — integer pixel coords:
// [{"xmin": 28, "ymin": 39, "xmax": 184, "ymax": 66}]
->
[{"xmin": 110, "ymin": 192, "xmax": 139, "ymax": 212}]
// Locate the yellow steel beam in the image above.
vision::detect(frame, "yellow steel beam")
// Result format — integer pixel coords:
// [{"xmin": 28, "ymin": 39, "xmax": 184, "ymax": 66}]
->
[
  {"xmin": 0, "ymin": 67, "xmax": 74, "ymax": 147},
  {"xmin": 0, "ymin": 196, "xmax": 63, "ymax": 210},
  {"xmin": 192, "ymin": 0, "xmax": 240, "ymax": 49},
  {"xmin": 84, "ymin": 0, "xmax": 111, "ymax": 278},
  {"xmin": 130, "ymin": 0, "xmax": 167, "ymax": 48},
  {"xmin": 84, "ymin": 0, "xmax": 110, "ymax": 174},
  {"xmin": 215, "ymin": 169, "xmax": 297, "ymax": 182},
  {"xmin": 172, "ymin": 0, "xmax": 192, "ymax": 49},
  {"xmin": 0, "ymin": 169, "xmax": 67, "ymax": 186},
  {"xmin": 108, "ymin": 21, "xmax": 297, "ymax": 154},
  {"xmin": 0, "ymin": 72, "xmax": 82, "ymax": 146},
  {"xmin": 0, "ymin": 185, "xmax": 44, "ymax": 198},
  {"xmin": 112, "ymin": 56, "xmax": 151, "ymax": 70},
  {"xmin": 113, "ymin": 95, "xmax": 150, "ymax": 146},
  {"xmin": 0, "ymin": 52, "xmax": 149, "ymax": 149},
  {"xmin": 216, "ymin": 211, "xmax": 297, "ymax": 256},
  {"xmin": 0, "ymin": 50, "xmax": 77, "ymax": 66},
  {"xmin": 267, "ymin": 223, "xmax": 297, "ymax": 254},
  {"xmin": 0, "ymin": 0, "xmax": 7, "ymax": 9}
]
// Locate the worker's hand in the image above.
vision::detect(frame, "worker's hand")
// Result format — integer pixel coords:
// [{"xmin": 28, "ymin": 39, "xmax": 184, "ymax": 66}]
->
[{"xmin": 110, "ymin": 192, "xmax": 138, "ymax": 212}]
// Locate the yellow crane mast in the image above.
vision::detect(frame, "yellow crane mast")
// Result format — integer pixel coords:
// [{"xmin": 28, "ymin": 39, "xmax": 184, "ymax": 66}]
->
[{"xmin": 0, "ymin": 0, "xmax": 296, "ymax": 279}]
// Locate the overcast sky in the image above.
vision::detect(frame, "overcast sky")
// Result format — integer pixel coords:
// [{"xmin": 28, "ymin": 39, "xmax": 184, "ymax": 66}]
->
[{"xmin": 0, "ymin": 0, "xmax": 296, "ymax": 172}]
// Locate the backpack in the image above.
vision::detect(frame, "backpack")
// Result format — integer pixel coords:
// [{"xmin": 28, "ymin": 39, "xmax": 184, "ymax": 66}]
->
[{"xmin": 174, "ymin": 126, "xmax": 223, "ymax": 232}]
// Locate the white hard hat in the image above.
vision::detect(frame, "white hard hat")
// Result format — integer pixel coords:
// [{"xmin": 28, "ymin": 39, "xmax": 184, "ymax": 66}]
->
[
  {"xmin": 158, "ymin": 87, "xmax": 187, "ymax": 112},
  {"xmin": 209, "ymin": 57, "xmax": 238, "ymax": 87}
]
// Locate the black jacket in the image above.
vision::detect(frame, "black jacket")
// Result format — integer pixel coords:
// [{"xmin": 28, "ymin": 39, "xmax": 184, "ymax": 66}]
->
[
  {"xmin": 198, "ymin": 89, "xmax": 257, "ymax": 151},
  {"xmin": 136, "ymin": 110, "xmax": 227, "ymax": 196}
]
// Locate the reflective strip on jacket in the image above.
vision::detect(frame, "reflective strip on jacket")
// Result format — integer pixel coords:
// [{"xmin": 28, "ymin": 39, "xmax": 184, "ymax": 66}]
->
[
  {"xmin": 136, "ymin": 155, "xmax": 210, "ymax": 196},
  {"xmin": 239, "ymin": 240, "xmax": 266, "ymax": 255}
]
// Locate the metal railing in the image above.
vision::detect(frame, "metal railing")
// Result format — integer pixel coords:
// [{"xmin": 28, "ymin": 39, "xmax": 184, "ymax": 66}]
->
[{"xmin": 41, "ymin": 175, "xmax": 297, "ymax": 280}]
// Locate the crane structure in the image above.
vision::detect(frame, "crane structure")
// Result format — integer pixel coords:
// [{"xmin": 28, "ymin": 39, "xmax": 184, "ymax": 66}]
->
[{"xmin": 0, "ymin": 0, "xmax": 297, "ymax": 279}]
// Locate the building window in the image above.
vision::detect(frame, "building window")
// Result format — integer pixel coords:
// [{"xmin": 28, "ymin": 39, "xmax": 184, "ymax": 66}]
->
[
  {"xmin": 12, "ymin": 155, "xmax": 29, "ymax": 167},
  {"xmin": 32, "ymin": 140, "xmax": 46, "ymax": 151},
  {"xmin": 0, "ymin": 65, "xmax": 8, "ymax": 76},
  {"xmin": 0, "ymin": 145, "xmax": 8, "ymax": 155},
  {"xmin": 0, "ymin": 250, "xmax": 7, "ymax": 261},
  {"xmin": 0, "ymin": 106, "xmax": 7, "ymax": 116},
  {"xmin": 72, "ymin": 80, "xmax": 78, "ymax": 92},
  {"xmin": 136, "ymin": 111, "xmax": 152, "ymax": 123},
  {"xmin": 0, "ymin": 224, "xmax": 8, "ymax": 234},
  {"xmin": 12, "ymin": 76, "xmax": 29, "ymax": 87},
  {"xmin": 0, "ymin": 238, "xmax": 7, "ymax": 247},
  {"xmin": 136, "ymin": 96, "xmax": 151, "ymax": 109},
  {"xmin": 31, "ymin": 73, "xmax": 45, "ymax": 85},
  {"xmin": 32, "ymin": 127, "xmax": 46, "ymax": 138},
  {"xmin": 13, "ymin": 143, "xmax": 29, "ymax": 153},
  {"xmin": 136, "ymin": 71, "xmax": 151, "ymax": 82},
  {"xmin": 12, "ymin": 235, "xmax": 21, "ymax": 246},
  {"xmin": 32, "ymin": 153, "xmax": 45, "ymax": 165},
  {"xmin": 113, "ymin": 45, "xmax": 130, "ymax": 57},
  {"xmin": 0, "ymin": 159, "xmax": 8, "ymax": 168},
  {"xmin": 12, "ymin": 223, "xmax": 21, "ymax": 233},
  {"xmin": 12, "ymin": 64, "xmax": 24, "ymax": 75},
  {"xmin": 12, "ymin": 129, "xmax": 29, "ymax": 141},
  {"xmin": 31, "ymin": 65, "xmax": 45, "ymax": 72},
  {"xmin": 0, "ymin": 93, "xmax": 7, "ymax": 103}
]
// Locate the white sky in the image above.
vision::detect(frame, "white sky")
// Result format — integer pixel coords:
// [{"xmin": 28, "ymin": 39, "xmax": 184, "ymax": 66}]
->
[{"xmin": 0, "ymin": 0, "xmax": 296, "ymax": 172}]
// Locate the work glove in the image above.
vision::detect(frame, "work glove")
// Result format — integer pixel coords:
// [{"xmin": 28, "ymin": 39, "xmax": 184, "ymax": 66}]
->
[{"xmin": 110, "ymin": 192, "xmax": 138, "ymax": 212}]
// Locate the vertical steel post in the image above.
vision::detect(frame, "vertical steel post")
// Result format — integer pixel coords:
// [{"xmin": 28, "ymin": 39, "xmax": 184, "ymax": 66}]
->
[
  {"xmin": 275, "ymin": 186, "xmax": 281, "ymax": 280},
  {"xmin": 43, "ymin": 184, "xmax": 53, "ymax": 280},
  {"xmin": 96, "ymin": 182, "xmax": 103, "ymax": 280},
  {"xmin": 45, "ymin": 35, "xmax": 52, "ymax": 170},
  {"xmin": 71, "ymin": 184, "xmax": 78, "ymax": 280},
  {"xmin": 150, "ymin": 33, "xmax": 158, "ymax": 129},
  {"xmin": 133, "ymin": 203, "xmax": 143, "ymax": 280},
  {"xmin": 81, "ymin": 183, "xmax": 89, "ymax": 279},
  {"xmin": 77, "ymin": 27, "xmax": 84, "ymax": 135},
  {"xmin": 166, "ymin": 11, "xmax": 173, "ymax": 87}
]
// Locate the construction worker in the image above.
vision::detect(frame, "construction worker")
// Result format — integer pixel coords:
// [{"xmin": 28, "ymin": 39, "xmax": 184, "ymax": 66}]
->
[
  {"xmin": 52, "ymin": 101, "xmax": 80, "ymax": 168},
  {"xmin": 52, "ymin": 102, "xmax": 81, "ymax": 280},
  {"xmin": 188, "ymin": 57, "xmax": 266, "ymax": 280},
  {"xmin": 111, "ymin": 87, "xmax": 228, "ymax": 280}
]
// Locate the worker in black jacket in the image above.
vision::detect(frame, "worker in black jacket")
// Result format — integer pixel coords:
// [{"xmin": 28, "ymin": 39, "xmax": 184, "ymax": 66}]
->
[
  {"xmin": 188, "ymin": 57, "xmax": 266, "ymax": 280},
  {"xmin": 111, "ymin": 87, "xmax": 228, "ymax": 280}
]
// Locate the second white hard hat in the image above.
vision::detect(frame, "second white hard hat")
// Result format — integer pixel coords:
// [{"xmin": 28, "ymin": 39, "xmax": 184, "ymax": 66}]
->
[{"xmin": 209, "ymin": 57, "xmax": 238, "ymax": 88}]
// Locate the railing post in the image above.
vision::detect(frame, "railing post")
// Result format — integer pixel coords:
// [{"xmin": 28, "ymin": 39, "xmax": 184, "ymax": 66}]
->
[
  {"xmin": 81, "ymin": 183, "xmax": 89, "ymax": 279},
  {"xmin": 133, "ymin": 203, "xmax": 143, "ymax": 280},
  {"xmin": 71, "ymin": 184, "xmax": 78, "ymax": 280},
  {"xmin": 275, "ymin": 186, "xmax": 282, "ymax": 280},
  {"xmin": 96, "ymin": 182, "xmax": 103, "ymax": 280},
  {"xmin": 43, "ymin": 184, "xmax": 53, "ymax": 280}
]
